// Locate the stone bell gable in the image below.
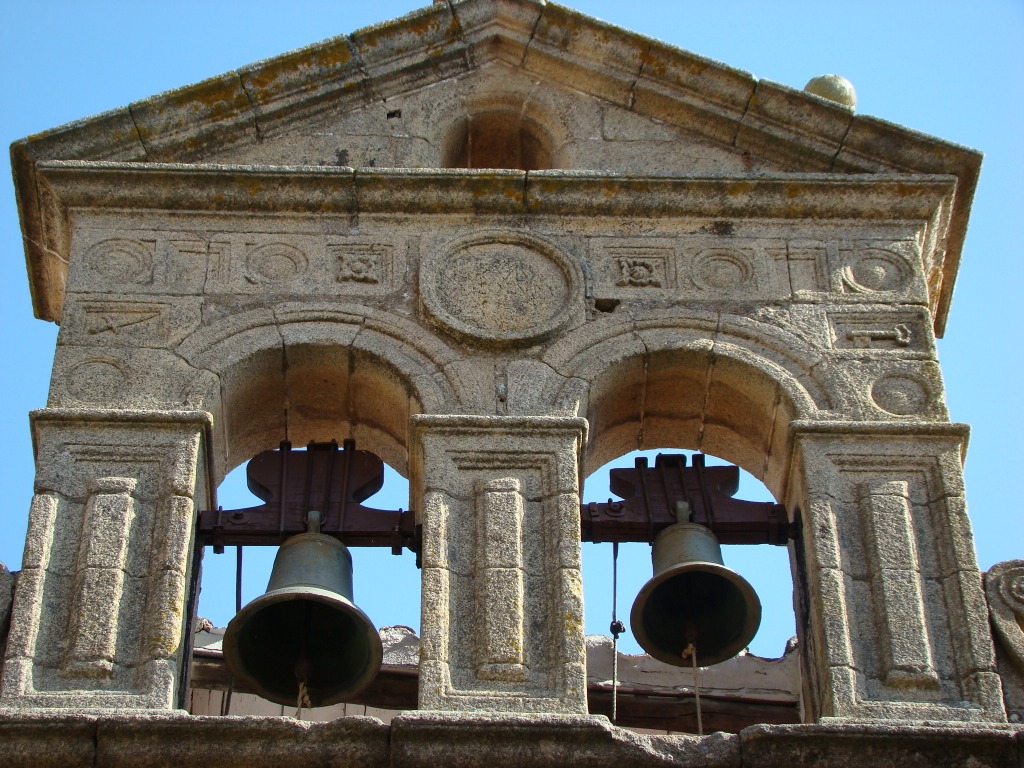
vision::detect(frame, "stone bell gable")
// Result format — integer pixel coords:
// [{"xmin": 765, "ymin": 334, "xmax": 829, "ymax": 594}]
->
[
  {"xmin": 4, "ymin": 1, "xmax": 1021, "ymax": 765},
  {"xmin": 14, "ymin": 0, "xmax": 977, "ymax": 334}
]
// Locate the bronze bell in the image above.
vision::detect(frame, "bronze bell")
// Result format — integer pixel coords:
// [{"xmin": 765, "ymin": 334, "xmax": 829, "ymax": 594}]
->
[
  {"xmin": 222, "ymin": 511, "xmax": 383, "ymax": 707},
  {"xmin": 630, "ymin": 519, "xmax": 761, "ymax": 667}
]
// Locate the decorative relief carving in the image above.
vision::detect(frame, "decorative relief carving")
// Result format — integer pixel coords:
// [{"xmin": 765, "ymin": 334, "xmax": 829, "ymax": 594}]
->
[
  {"xmin": 81, "ymin": 301, "xmax": 167, "ymax": 340},
  {"xmin": 421, "ymin": 231, "xmax": 579, "ymax": 346},
  {"xmin": 841, "ymin": 249, "xmax": 912, "ymax": 294},
  {"xmin": 857, "ymin": 480, "xmax": 940, "ymax": 689},
  {"xmin": 330, "ymin": 242, "xmax": 392, "ymax": 286},
  {"xmin": 616, "ymin": 257, "xmax": 661, "ymax": 287},
  {"xmin": 689, "ymin": 248, "xmax": 754, "ymax": 291},
  {"xmin": 244, "ymin": 242, "xmax": 308, "ymax": 284},
  {"xmin": 852, "ymin": 324, "xmax": 911, "ymax": 348},
  {"xmin": 785, "ymin": 245, "xmax": 828, "ymax": 293},
  {"xmin": 870, "ymin": 374, "xmax": 930, "ymax": 416},
  {"xmin": 986, "ymin": 560, "xmax": 1024, "ymax": 673},
  {"xmin": 61, "ymin": 476, "xmax": 137, "ymax": 679},
  {"xmin": 197, "ymin": 239, "xmax": 235, "ymax": 286},
  {"xmin": 84, "ymin": 239, "xmax": 155, "ymax": 285},
  {"xmin": 474, "ymin": 477, "xmax": 528, "ymax": 683},
  {"xmin": 829, "ymin": 312, "xmax": 930, "ymax": 352},
  {"xmin": 608, "ymin": 247, "xmax": 673, "ymax": 288},
  {"xmin": 65, "ymin": 358, "xmax": 129, "ymax": 403}
]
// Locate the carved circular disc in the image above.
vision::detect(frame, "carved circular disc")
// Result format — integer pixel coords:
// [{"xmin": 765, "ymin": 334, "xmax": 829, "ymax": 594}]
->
[
  {"xmin": 845, "ymin": 250, "xmax": 910, "ymax": 293},
  {"xmin": 85, "ymin": 239, "xmax": 153, "ymax": 283},
  {"xmin": 870, "ymin": 373, "xmax": 929, "ymax": 416},
  {"xmin": 1000, "ymin": 566, "xmax": 1024, "ymax": 612},
  {"xmin": 66, "ymin": 358, "xmax": 129, "ymax": 402},
  {"xmin": 246, "ymin": 243, "xmax": 308, "ymax": 283},
  {"xmin": 692, "ymin": 249, "xmax": 753, "ymax": 290},
  {"xmin": 421, "ymin": 231, "xmax": 579, "ymax": 346}
]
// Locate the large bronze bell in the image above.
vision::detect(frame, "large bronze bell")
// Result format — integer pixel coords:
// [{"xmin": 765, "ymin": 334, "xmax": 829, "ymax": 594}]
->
[
  {"xmin": 630, "ymin": 520, "xmax": 761, "ymax": 667},
  {"xmin": 222, "ymin": 511, "xmax": 383, "ymax": 707}
]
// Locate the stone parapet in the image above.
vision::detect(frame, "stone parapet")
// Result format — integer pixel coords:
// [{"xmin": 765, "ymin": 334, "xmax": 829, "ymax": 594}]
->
[{"xmin": 0, "ymin": 711, "xmax": 1019, "ymax": 768}]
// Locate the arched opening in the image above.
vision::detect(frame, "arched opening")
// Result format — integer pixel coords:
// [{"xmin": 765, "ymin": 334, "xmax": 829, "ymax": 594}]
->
[
  {"xmin": 442, "ymin": 110, "xmax": 554, "ymax": 171},
  {"xmin": 582, "ymin": 342, "xmax": 807, "ymax": 501},
  {"xmin": 581, "ymin": 449, "xmax": 795, "ymax": 660},
  {"xmin": 186, "ymin": 327, "xmax": 431, "ymax": 718},
  {"xmin": 573, "ymin": 339, "xmax": 813, "ymax": 727},
  {"xmin": 215, "ymin": 340, "xmax": 421, "ymax": 482}
]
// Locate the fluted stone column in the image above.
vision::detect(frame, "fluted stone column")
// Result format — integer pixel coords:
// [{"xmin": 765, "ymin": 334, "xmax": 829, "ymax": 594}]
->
[
  {"xmin": 0, "ymin": 409, "xmax": 212, "ymax": 710},
  {"xmin": 410, "ymin": 415, "xmax": 588, "ymax": 714}
]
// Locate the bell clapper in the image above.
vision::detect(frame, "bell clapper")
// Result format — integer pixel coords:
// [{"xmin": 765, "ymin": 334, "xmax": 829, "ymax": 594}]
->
[
  {"xmin": 292, "ymin": 509, "xmax": 320, "ymax": 717},
  {"xmin": 682, "ymin": 640, "xmax": 703, "ymax": 737}
]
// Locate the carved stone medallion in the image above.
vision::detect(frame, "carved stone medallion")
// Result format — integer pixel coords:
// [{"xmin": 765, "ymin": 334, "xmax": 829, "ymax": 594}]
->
[
  {"xmin": 245, "ymin": 242, "xmax": 308, "ymax": 284},
  {"xmin": 84, "ymin": 239, "xmax": 155, "ymax": 284},
  {"xmin": 421, "ymin": 231, "xmax": 579, "ymax": 346},
  {"xmin": 986, "ymin": 560, "xmax": 1024, "ymax": 675},
  {"xmin": 870, "ymin": 373, "xmax": 929, "ymax": 416},
  {"xmin": 690, "ymin": 248, "xmax": 754, "ymax": 291},
  {"xmin": 842, "ymin": 249, "xmax": 911, "ymax": 293},
  {"xmin": 66, "ymin": 358, "xmax": 130, "ymax": 403}
]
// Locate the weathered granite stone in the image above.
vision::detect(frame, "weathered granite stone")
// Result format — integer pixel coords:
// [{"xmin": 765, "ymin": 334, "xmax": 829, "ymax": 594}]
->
[
  {"xmin": 389, "ymin": 712, "xmax": 740, "ymax": 768},
  {"xmin": 411, "ymin": 415, "xmax": 588, "ymax": 714},
  {"xmin": 987, "ymin": 560, "xmax": 1024, "ymax": 723},
  {"xmin": 1, "ymin": 1, "xmax": 1009, "ymax": 758},
  {"xmin": 0, "ymin": 563, "xmax": 14, "ymax": 650},
  {"xmin": 95, "ymin": 713, "xmax": 390, "ymax": 768},
  {"xmin": 0, "ymin": 712, "xmax": 98, "ymax": 768},
  {"xmin": 740, "ymin": 723, "xmax": 1017, "ymax": 768}
]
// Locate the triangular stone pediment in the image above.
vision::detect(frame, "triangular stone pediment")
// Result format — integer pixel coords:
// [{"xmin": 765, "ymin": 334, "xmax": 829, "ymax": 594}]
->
[
  {"xmin": 12, "ymin": 0, "xmax": 980, "ymax": 331},
  {"xmin": 206, "ymin": 60, "xmax": 777, "ymax": 176}
]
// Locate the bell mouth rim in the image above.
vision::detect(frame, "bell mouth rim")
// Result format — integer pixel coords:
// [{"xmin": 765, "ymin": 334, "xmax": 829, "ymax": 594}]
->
[
  {"xmin": 629, "ymin": 561, "xmax": 762, "ymax": 668},
  {"xmin": 223, "ymin": 588, "xmax": 384, "ymax": 708}
]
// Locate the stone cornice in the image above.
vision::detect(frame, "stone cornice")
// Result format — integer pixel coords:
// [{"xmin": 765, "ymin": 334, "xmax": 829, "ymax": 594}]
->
[{"xmin": 29, "ymin": 162, "xmax": 957, "ymax": 326}]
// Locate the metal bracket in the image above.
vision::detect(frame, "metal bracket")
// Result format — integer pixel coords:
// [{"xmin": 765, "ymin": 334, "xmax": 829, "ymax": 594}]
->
[
  {"xmin": 199, "ymin": 444, "xmax": 791, "ymax": 555},
  {"xmin": 580, "ymin": 453, "xmax": 795, "ymax": 546},
  {"xmin": 197, "ymin": 440, "xmax": 418, "ymax": 555}
]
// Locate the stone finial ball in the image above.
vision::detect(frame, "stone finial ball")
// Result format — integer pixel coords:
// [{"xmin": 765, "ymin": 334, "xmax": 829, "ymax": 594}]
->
[{"xmin": 803, "ymin": 74, "xmax": 857, "ymax": 110}]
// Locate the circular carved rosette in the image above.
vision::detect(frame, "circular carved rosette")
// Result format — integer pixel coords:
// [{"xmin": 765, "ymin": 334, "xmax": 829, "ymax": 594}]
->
[
  {"xmin": 869, "ymin": 373, "xmax": 931, "ymax": 416},
  {"xmin": 842, "ymin": 249, "xmax": 911, "ymax": 294},
  {"xmin": 999, "ymin": 566, "xmax": 1024, "ymax": 614},
  {"xmin": 420, "ymin": 231, "xmax": 580, "ymax": 347}
]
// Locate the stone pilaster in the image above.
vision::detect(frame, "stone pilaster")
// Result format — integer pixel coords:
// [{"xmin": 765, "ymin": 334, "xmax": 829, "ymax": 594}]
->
[
  {"xmin": 410, "ymin": 415, "xmax": 588, "ymax": 714},
  {"xmin": 0, "ymin": 409, "xmax": 212, "ymax": 710},
  {"xmin": 788, "ymin": 421, "xmax": 1005, "ymax": 723}
]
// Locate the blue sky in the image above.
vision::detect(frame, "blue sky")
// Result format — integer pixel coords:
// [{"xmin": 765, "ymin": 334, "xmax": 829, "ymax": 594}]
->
[{"xmin": 1, "ymin": 1, "xmax": 1021, "ymax": 659}]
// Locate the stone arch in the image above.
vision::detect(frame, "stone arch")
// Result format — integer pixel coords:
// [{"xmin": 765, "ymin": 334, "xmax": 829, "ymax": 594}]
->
[
  {"xmin": 438, "ymin": 73, "xmax": 570, "ymax": 170},
  {"xmin": 546, "ymin": 314, "xmax": 845, "ymax": 498},
  {"xmin": 176, "ymin": 304, "xmax": 464, "ymax": 480}
]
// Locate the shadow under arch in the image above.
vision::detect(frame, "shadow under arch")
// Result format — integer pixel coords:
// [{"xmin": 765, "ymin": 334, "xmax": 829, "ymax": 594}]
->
[
  {"xmin": 549, "ymin": 319, "xmax": 833, "ymax": 500},
  {"xmin": 176, "ymin": 306, "xmax": 462, "ymax": 482}
]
